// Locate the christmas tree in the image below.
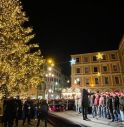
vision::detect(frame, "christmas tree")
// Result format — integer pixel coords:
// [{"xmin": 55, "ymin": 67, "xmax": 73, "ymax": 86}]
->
[{"xmin": 0, "ymin": 0, "xmax": 45, "ymax": 96}]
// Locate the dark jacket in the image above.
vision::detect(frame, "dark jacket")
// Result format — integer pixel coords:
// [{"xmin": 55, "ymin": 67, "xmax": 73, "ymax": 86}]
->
[
  {"xmin": 107, "ymin": 96, "xmax": 113, "ymax": 110},
  {"xmin": 112, "ymin": 96, "xmax": 119, "ymax": 110},
  {"xmin": 38, "ymin": 100, "xmax": 48, "ymax": 120},
  {"xmin": 81, "ymin": 89, "xmax": 93, "ymax": 107}
]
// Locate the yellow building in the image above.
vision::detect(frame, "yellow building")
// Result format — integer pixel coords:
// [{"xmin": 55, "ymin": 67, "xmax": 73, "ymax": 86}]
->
[
  {"xmin": 119, "ymin": 35, "xmax": 124, "ymax": 78},
  {"xmin": 71, "ymin": 37, "xmax": 124, "ymax": 92}
]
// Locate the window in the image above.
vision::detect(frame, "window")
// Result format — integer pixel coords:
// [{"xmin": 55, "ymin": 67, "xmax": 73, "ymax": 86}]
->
[
  {"xmin": 83, "ymin": 56, "xmax": 89, "ymax": 63},
  {"xmin": 51, "ymin": 78, "xmax": 53, "ymax": 81},
  {"xmin": 111, "ymin": 54, "xmax": 116, "ymax": 59},
  {"xmin": 93, "ymin": 56, "xmax": 97, "ymax": 61},
  {"xmin": 48, "ymin": 77, "xmax": 50, "ymax": 82},
  {"xmin": 46, "ymin": 78, "xmax": 49, "ymax": 82},
  {"xmin": 103, "ymin": 66, "xmax": 108, "ymax": 72},
  {"xmin": 84, "ymin": 66, "xmax": 90, "ymax": 73},
  {"xmin": 76, "ymin": 68, "xmax": 80, "ymax": 74},
  {"xmin": 76, "ymin": 57, "xmax": 80, "ymax": 63},
  {"xmin": 85, "ymin": 78, "xmax": 90, "ymax": 85},
  {"xmin": 50, "ymin": 77, "xmax": 52, "ymax": 81},
  {"xmin": 102, "ymin": 55, "xmax": 107, "ymax": 60},
  {"xmin": 95, "ymin": 78, "xmax": 99, "ymax": 84},
  {"xmin": 58, "ymin": 80, "xmax": 60, "ymax": 83},
  {"xmin": 54, "ymin": 78, "xmax": 57, "ymax": 82},
  {"xmin": 94, "ymin": 67, "xmax": 98, "ymax": 73},
  {"xmin": 104, "ymin": 77, "xmax": 109, "ymax": 84},
  {"xmin": 113, "ymin": 65, "xmax": 118, "ymax": 72},
  {"xmin": 115, "ymin": 77, "xmax": 119, "ymax": 84}
]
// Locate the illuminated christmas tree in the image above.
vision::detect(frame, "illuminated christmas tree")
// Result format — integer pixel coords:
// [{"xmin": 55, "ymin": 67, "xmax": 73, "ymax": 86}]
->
[{"xmin": 0, "ymin": 0, "xmax": 45, "ymax": 96}]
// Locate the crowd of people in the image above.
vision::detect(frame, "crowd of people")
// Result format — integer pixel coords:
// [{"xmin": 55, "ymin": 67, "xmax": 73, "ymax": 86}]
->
[
  {"xmin": 75, "ymin": 89, "xmax": 124, "ymax": 122},
  {"xmin": 0, "ymin": 96, "xmax": 48, "ymax": 127},
  {"xmin": 0, "ymin": 96, "xmax": 75, "ymax": 127},
  {"xmin": 0, "ymin": 89, "xmax": 124, "ymax": 127}
]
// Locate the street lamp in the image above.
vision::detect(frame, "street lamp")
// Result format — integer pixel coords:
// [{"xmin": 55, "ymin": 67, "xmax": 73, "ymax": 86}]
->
[
  {"xmin": 67, "ymin": 80, "xmax": 70, "ymax": 83},
  {"xmin": 48, "ymin": 67, "xmax": 52, "ymax": 71},
  {"xmin": 55, "ymin": 82, "xmax": 58, "ymax": 85},
  {"xmin": 49, "ymin": 89, "xmax": 52, "ymax": 93},
  {"xmin": 47, "ymin": 58, "xmax": 54, "ymax": 66},
  {"xmin": 47, "ymin": 59, "xmax": 53, "ymax": 64}
]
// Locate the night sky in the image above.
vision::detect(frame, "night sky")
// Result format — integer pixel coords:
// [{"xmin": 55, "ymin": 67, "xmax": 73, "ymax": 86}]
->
[{"xmin": 21, "ymin": 1, "xmax": 124, "ymax": 76}]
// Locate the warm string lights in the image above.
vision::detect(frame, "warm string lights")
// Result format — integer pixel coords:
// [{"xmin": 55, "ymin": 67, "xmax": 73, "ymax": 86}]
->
[{"xmin": 0, "ymin": 0, "xmax": 45, "ymax": 96}]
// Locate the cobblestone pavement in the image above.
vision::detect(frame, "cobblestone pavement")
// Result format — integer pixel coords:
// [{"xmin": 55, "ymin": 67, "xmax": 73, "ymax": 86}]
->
[
  {"xmin": 0, "ymin": 119, "xmax": 54, "ymax": 127},
  {"xmin": 51, "ymin": 111, "xmax": 124, "ymax": 127},
  {"xmin": 0, "ymin": 111, "xmax": 124, "ymax": 127}
]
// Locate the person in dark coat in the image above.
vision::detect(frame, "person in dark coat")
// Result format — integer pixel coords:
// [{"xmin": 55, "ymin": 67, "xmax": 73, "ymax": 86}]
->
[
  {"xmin": 107, "ymin": 95, "xmax": 114, "ymax": 122},
  {"xmin": 22, "ymin": 97, "xmax": 32, "ymax": 125},
  {"xmin": 3, "ymin": 97, "xmax": 16, "ymax": 127},
  {"xmin": 81, "ymin": 88, "xmax": 94, "ymax": 120},
  {"xmin": 14, "ymin": 96, "xmax": 22, "ymax": 127},
  {"xmin": 112, "ymin": 94, "xmax": 119, "ymax": 121},
  {"xmin": 36, "ymin": 99, "xmax": 48, "ymax": 127}
]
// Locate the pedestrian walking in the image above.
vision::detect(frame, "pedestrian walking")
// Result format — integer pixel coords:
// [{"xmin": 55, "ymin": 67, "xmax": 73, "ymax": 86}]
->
[
  {"xmin": 36, "ymin": 99, "xmax": 48, "ymax": 127},
  {"xmin": 22, "ymin": 97, "xmax": 32, "ymax": 125},
  {"xmin": 14, "ymin": 96, "xmax": 22, "ymax": 127},
  {"xmin": 3, "ymin": 97, "xmax": 16, "ymax": 127}
]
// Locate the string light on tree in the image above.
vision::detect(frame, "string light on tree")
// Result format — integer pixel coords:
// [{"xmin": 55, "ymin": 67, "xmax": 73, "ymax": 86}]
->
[{"xmin": 0, "ymin": 0, "xmax": 45, "ymax": 96}]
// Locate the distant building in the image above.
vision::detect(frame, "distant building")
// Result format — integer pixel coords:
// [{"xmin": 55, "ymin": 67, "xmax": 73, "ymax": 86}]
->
[
  {"xmin": 27, "ymin": 57, "xmax": 70, "ymax": 99},
  {"xmin": 71, "ymin": 36, "xmax": 124, "ymax": 92},
  {"xmin": 37, "ymin": 64, "xmax": 69, "ymax": 99},
  {"xmin": 36, "ymin": 65, "xmax": 61, "ymax": 99}
]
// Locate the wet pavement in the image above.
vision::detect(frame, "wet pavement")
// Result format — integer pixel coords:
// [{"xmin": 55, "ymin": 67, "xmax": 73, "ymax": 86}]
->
[
  {"xmin": 0, "ymin": 111, "xmax": 124, "ymax": 127},
  {"xmin": 50, "ymin": 111, "xmax": 124, "ymax": 127}
]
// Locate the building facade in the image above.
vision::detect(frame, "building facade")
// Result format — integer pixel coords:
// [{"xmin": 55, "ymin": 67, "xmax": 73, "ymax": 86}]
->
[
  {"xmin": 37, "ymin": 65, "xmax": 61, "ymax": 99},
  {"xmin": 37, "ymin": 64, "xmax": 69, "ymax": 99},
  {"xmin": 71, "ymin": 49, "xmax": 124, "ymax": 92},
  {"xmin": 119, "ymin": 35, "xmax": 124, "ymax": 76}
]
